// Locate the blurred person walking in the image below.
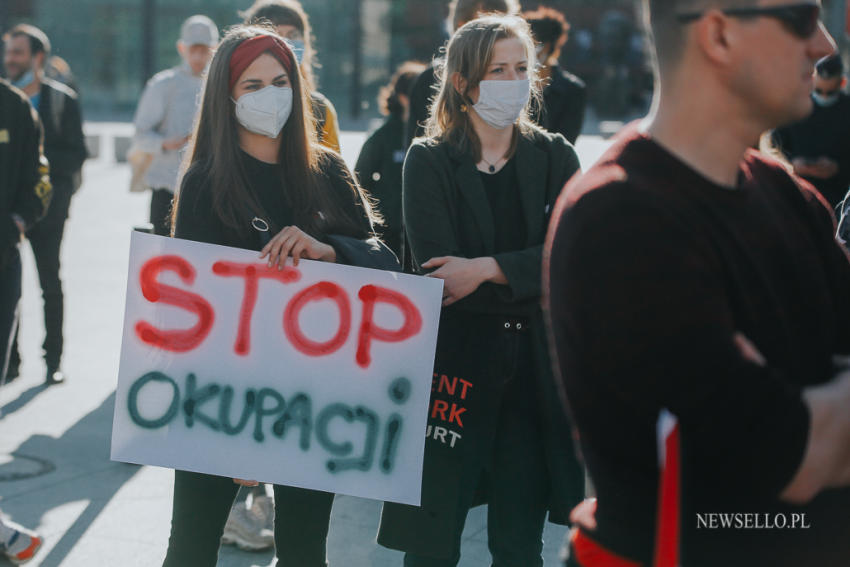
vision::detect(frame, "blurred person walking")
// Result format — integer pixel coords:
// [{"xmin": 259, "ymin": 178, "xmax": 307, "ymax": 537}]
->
[
  {"xmin": 0, "ymin": 77, "xmax": 51, "ymax": 387},
  {"xmin": 131, "ymin": 15, "xmax": 218, "ymax": 237},
  {"xmin": 405, "ymin": 0, "xmax": 520, "ymax": 147},
  {"xmin": 524, "ymin": 6, "xmax": 586, "ymax": 145},
  {"xmin": 164, "ymin": 26, "xmax": 384, "ymax": 567},
  {"xmin": 0, "ymin": 77, "xmax": 50, "ymax": 562},
  {"xmin": 3, "ymin": 24, "xmax": 86, "ymax": 386},
  {"xmin": 773, "ymin": 53, "xmax": 850, "ymax": 210},
  {"xmin": 355, "ymin": 61, "xmax": 425, "ymax": 257},
  {"xmin": 379, "ymin": 15, "xmax": 584, "ymax": 566},
  {"xmin": 242, "ymin": 0, "xmax": 342, "ymax": 153}
]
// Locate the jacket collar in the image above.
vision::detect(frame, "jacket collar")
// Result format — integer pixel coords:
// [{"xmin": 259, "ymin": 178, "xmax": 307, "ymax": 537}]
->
[{"xmin": 448, "ymin": 131, "xmax": 547, "ymax": 253}]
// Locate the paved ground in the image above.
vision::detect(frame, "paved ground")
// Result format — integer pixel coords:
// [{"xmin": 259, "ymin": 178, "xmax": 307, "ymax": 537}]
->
[{"xmin": 0, "ymin": 127, "xmax": 610, "ymax": 567}]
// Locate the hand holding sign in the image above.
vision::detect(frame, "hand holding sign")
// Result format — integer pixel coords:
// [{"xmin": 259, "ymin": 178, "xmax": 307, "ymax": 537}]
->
[{"xmin": 260, "ymin": 225, "xmax": 336, "ymax": 268}]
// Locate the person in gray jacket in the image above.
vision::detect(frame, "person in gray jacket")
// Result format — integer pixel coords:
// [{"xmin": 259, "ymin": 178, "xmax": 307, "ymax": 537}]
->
[{"xmin": 132, "ymin": 14, "xmax": 218, "ymax": 236}]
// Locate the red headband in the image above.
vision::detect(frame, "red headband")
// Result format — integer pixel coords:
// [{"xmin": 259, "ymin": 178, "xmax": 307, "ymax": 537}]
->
[{"xmin": 228, "ymin": 35, "xmax": 295, "ymax": 91}]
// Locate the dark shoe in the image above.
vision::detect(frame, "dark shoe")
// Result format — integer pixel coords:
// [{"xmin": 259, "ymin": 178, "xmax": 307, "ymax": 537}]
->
[{"xmin": 45, "ymin": 369, "xmax": 66, "ymax": 386}]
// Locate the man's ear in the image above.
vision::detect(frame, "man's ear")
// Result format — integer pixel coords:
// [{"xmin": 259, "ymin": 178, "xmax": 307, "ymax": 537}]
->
[
  {"xmin": 693, "ymin": 10, "xmax": 736, "ymax": 67},
  {"xmin": 450, "ymin": 72, "xmax": 467, "ymax": 98},
  {"xmin": 176, "ymin": 40, "xmax": 186, "ymax": 58},
  {"xmin": 841, "ymin": 77, "xmax": 847, "ymax": 89}
]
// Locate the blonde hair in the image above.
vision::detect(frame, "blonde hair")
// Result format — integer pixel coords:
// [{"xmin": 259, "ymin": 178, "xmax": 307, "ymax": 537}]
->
[{"xmin": 425, "ymin": 15, "xmax": 540, "ymax": 161}]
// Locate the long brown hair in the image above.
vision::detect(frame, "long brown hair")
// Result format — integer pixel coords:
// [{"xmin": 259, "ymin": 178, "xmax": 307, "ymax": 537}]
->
[
  {"xmin": 426, "ymin": 15, "xmax": 541, "ymax": 161},
  {"xmin": 173, "ymin": 25, "xmax": 372, "ymax": 239}
]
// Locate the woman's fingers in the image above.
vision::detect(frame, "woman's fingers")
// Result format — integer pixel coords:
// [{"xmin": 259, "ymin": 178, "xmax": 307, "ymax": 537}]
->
[
  {"xmin": 422, "ymin": 256, "xmax": 450, "ymax": 269},
  {"xmin": 290, "ymin": 240, "xmax": 307, "ymax": 266}
]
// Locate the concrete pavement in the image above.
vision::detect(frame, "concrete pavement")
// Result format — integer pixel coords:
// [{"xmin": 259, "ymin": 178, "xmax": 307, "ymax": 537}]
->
[{"xmin": 0, "ymin": 127, "xmax": 609, "ymax": 566}]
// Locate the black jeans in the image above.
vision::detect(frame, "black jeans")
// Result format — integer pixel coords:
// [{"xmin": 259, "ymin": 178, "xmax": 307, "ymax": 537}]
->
[
  {"xmin": 404, "ymin": 332, "xmax": 550, "ymax": 567},
  {"xmin": 162, "ymin": 470, "xmax": 334, "ymax": 567},
  {"xmin": 11, "ymin": 185, "xmax": 71, "ymax": 372},
  {"xmin": 150, "ymin": 188, "xmax": 173, "ymax": 237},
  {"xmin": 0, "ymin": 246, "xmax": 21, "ymax": 382}
]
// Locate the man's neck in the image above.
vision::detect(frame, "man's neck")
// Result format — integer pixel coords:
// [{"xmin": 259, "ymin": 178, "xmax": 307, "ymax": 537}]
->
[
  {"xmin": 239, "ymin": 130, "xmax": 281, "ymax": 164},
  {"xmin": 644, "ymin": 80, "xmax": 762, "ymax": 188},
  {"xmin": 22, "ymin": 76, "xmax": 41, "ymax": 99}
]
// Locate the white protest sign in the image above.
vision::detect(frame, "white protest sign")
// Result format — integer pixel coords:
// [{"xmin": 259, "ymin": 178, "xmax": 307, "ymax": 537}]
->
[{"xmin": 111, "ymin": 232, "xmax": 442, "ymax": 505}]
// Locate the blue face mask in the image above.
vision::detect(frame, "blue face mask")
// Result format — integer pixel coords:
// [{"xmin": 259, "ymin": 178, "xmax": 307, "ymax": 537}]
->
[
  {"xmin": 813, "ymin": 91, "xmax": 840, "ymax": 107},
  {"xmin": 289, "ymin": 39, "xmax": 305, "ymax": 65},
  {"xmin": 12, "ymin": 68, "xmax": 35, "ymax": 90}
]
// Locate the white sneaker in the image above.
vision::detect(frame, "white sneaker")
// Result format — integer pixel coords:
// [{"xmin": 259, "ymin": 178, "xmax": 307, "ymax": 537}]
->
[
  {"xmin": 0, "ymin": 517, "xmax": 42, "ymax": 564},
  {"xmin": 221, "ymin": 501, "xmax": 274, "ymax": 551},
  {"xmin": 250, "ymin": 494, "xmax": 275, "ymax": 531}
]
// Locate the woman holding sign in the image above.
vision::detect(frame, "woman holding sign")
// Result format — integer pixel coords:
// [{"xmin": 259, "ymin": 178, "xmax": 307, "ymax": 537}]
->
[
  {"xmin": 378, "ymin": 15, "xmax": 584, "ymax": 565},
  {"xmin": 165, "ymin": 26, "xmax": 383, "ymax": 566}
]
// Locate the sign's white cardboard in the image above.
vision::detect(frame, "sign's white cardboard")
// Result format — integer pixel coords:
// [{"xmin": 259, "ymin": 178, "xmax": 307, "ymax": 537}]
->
[{"xmin": 111, "ymin": 232, "xmax": 442, "ymax": 506}]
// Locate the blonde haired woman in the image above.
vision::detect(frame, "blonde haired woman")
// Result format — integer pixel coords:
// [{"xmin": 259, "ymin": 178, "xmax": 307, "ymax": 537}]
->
[{"xmin": 379, "ymin": 15, "xmax": 584, "ymax": 566}]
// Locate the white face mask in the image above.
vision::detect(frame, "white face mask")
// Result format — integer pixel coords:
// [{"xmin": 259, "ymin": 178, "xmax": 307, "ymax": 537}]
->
[
  {"xmin": 232, "ymin": 85, "xmax": 293, "ymax": 139},
  {"xmin": 471, "ymin": 79, "xmax": 530, "ymax": 130}
]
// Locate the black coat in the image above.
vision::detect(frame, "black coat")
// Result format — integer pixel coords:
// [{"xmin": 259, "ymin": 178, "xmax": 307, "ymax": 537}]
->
[
  {"xmin": 0, "ymin": 80, "xmax": 51, "ymax": 266},
  {"xmin": 354, "ymin": 114, "xmax": 407, "ymax": 257},
  {"xmin": 39, "ymin": 78, "xmax": 87, "ymax": 191},
  {"xmin": 530, "ymin": 65, "xmax": 587, "ymax": 145},
  {"xmin": 378, "ymin": 127, "xmax": 584, "ymax": 557}
]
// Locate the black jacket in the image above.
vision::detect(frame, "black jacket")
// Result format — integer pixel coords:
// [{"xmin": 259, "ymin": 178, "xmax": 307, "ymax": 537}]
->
[
  {"xmin": 405, "ymin": 62, "xmax": 439, "ymax": 147},
  {"xmin": 0, "ymin": 80, "xmax": 51, "ymax": 265},
  {"xmin": 355, "ymin": 114, "xmax": 406, "ymax": 256},
  {"xmin": 530, "ymin": 65, "xmax": 587, "ymax": 145},
  {"xmin": 772, "ymin": 93, "xmax": 850, "ymax": 209},
  {"xmin": 378, "ymin": 127, "xmax": 584, "ymax": 557},
  {"xmin": 39, "ymin": 78, "xmax": 87, "ymax": 190}
]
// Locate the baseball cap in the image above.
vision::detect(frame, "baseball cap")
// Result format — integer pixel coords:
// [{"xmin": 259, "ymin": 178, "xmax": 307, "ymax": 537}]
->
[{"xmin": 180, "ymin": 15, "xmax": 219, "ymax": 47}]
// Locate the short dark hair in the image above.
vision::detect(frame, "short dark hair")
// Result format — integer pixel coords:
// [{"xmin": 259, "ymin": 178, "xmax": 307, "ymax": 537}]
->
[
  {"xmin": 524, "ymin": 7, "xmax": 570, "ymax": 50},
  {"xmin": 816, "ymin": 54, "xmax": 843, "ymax": 79},
  {"xmin": 241, "ymin": 0, "xmax": 306, "ymax": 32},
  {"xmin": 643, "ymin": 0, "xmax": 749, "ymax": 70},
  {"xmin": 379, "ymin": 61, "xmax": 426, "ymax": 117},
  {"xmin": 3, "ymin": 24, "xmax": 51, "ymax": 58},
  {"xmin": 449, "ymin": 0, "xmax": 520, "ymax": 32}
]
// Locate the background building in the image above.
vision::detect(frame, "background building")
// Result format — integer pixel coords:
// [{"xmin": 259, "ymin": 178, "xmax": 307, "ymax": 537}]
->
[{"xmin": 2, "ymin": 0, "xmax": 846, "ymax": 124}]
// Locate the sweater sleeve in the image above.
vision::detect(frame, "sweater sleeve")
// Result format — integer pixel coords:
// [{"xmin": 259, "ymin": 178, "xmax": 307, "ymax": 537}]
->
[
  {"xmin": 550, "ymin": 184, "xmax": 810, "ymax": 500},
  {"xmin": 133, "ymin": 77, "xmax": 168, "ymax": 155}
]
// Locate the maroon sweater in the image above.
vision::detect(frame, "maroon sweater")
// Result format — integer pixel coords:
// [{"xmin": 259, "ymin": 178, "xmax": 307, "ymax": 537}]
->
[{"xmin": 545, "ymin": 127, "xmax": 850, "ymax": 566}]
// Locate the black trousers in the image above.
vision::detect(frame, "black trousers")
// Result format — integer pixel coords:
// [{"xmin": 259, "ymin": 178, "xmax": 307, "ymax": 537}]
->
[
  {"xmin": 162, "ymin": 470, "xmax": 334, "ymax": 567},
  {"xmin": 0, "ymin": 247, "xmax": 21, "ymax": 382},
  {"xmin": 150, "ymin": 188, "xmax": 173, "ymax": 237},
  {"xmin": 404, "ymin": 332, "xmax": 550, "ymax": 567},
  {"xmin": 11, "ymin": 185, "xmax": 72, "ymax": 371}
]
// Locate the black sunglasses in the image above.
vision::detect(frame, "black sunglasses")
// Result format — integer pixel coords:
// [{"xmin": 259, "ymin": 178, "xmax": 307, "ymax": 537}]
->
[{"xmin": 676, "ymin": 3, "xmax": 821, "ymax": 39}]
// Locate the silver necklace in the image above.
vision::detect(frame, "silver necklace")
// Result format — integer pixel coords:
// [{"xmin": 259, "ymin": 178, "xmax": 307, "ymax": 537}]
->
[{"xmin": 480, "ymin": 155, "xmax": 503, "ymax": 173}]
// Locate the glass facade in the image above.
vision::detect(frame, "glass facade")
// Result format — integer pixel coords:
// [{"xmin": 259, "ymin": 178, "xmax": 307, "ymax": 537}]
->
[
  {"xmin": 1, "ymin": 0, "xmax": 447, "ymax": 123},
  {"xmin": 5, "ymin": 0, "xmax": 846, "ymax": 123}
]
